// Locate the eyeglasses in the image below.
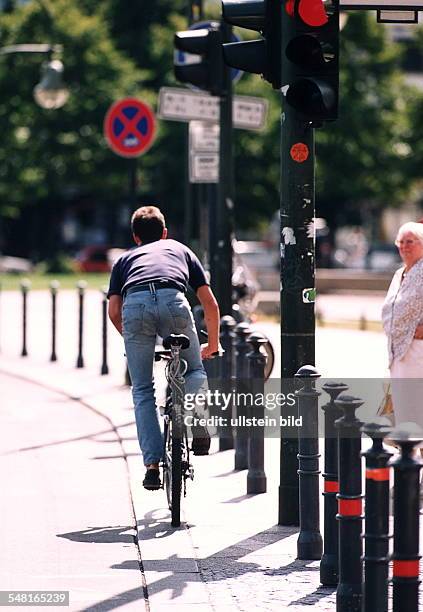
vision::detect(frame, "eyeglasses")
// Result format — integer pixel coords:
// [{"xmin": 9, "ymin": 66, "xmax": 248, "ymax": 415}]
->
[{"xmin": 395, "ymin": 239, "xmax": 420, "ymax": 246}]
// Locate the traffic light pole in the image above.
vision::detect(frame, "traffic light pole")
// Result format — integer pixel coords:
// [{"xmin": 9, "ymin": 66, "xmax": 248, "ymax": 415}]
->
[
  {"xmin": 214, "ymin": 20, "xmax": 233, "ymax": 317},
  {"xmin": 278, "ymin": 103, "xmax": 316, "ymax": 526}
]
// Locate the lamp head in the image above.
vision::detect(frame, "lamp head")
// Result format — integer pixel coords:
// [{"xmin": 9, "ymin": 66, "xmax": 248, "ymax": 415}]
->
[{"xmin": 33, "ymin": 58, "xmax": 69, "ymax": 109}]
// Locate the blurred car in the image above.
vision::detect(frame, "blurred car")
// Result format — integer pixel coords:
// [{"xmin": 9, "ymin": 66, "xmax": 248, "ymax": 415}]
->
[
  {"xmin": 74, "ymin": 246, "xmax": 125, "ymax": 273},
  {"xmin": 365, "ymin": 244, "xmax": 401, "ymax": 272},
  {"xmin": 0, "ymin": 255, "xmax": 34, "ymax": 274}
]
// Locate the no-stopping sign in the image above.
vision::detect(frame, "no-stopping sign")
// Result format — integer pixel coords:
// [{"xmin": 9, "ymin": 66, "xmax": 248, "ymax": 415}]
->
[{"xmin": 104, "ymin": 98, "xmax": 156, "ymax": 157}]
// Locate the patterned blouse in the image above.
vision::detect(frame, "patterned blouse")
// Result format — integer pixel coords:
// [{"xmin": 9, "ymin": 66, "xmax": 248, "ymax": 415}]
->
[{"xmin": 382, "ymin": 257, "xmax": 423, "ymax": 366}]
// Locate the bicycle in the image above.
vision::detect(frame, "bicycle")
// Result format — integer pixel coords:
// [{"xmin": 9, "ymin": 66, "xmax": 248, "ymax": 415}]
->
[{"xmin": 154, "ymin": 333, "xmax": 193, "ymax": 528}]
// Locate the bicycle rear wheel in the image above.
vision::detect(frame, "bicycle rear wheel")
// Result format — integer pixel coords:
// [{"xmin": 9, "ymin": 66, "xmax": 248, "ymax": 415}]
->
[
  {"xmin": 164, "ymin": 407, "xmax": 183, "ymax": 527},
  {"xmin": 171, "ymin": 434, "xmax": 182, "ymax": 527}
]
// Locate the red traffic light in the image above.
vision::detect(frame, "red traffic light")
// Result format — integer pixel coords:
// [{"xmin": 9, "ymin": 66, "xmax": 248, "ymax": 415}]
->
[{"xmin": 298, "ymin": 0, "xmax": 328, "ymax": 27}]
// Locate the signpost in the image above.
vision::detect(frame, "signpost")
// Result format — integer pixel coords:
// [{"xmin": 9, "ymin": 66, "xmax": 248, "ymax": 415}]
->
[
  {"xmin": 158, "ymin": 86, "xmax": 268, "ymax": 131},
  {"xmin": 104, "ymin": 98, "xmax": 156, "ymax": 243}
]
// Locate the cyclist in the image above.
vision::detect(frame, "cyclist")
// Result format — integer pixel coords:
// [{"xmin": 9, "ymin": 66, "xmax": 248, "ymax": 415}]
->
[{"xmin": 107, "ymin": 206, "xmax": 220, "ymax": 491}]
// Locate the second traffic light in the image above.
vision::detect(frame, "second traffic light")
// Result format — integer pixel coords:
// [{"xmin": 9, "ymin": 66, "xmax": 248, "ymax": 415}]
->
[
  {"xmin": 283, "ymin": 0, "xmax": 340, "ymax": 122},
  {"xmin": 221, "ymin": 0, "xmax": 281, "ymax": 90},
  {"xmin": 174, "ymin": 24, "xmax": 225, "ymax": 96}
]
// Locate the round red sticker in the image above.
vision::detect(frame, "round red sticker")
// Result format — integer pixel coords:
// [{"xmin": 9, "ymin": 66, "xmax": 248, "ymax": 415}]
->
[{"xmin": 290, "ymin": 143, "xmax": 309, "ymax": 163}]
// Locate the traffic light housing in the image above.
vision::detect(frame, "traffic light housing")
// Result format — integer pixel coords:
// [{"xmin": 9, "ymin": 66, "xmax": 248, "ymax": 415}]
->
[
  {"xmin": 221, "ymin": 0, "xmax": 281, "ymax": 90},
  {"xmin": 282, "ymin": 0, "xmax": 339, "ymax": 122},
  {"xmin": 174, "ymin": 24, "xmax": 225, "ymax": 96}
]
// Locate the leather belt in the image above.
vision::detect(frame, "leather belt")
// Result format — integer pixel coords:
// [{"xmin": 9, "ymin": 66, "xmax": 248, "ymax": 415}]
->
[{"xmin": 125, "ymin": 281, "xmax": 181, "ymax": 296}]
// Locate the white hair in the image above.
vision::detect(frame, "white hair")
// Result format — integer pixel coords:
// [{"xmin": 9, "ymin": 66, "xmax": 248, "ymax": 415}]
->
[{"xmin": 395, "ymin": 222, "xmax": 423, "ymax": 246}]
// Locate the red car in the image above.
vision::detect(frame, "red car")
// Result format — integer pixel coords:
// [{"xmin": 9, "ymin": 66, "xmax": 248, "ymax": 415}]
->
[{"xmin": 74, "ymin": 246, "xmax": 124, "ymax": 273}]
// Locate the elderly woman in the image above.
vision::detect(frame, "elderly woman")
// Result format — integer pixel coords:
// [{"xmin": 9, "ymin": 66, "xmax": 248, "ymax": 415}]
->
[{"xmin": 382, "ymin": 221, "xmax": 423, "ymax": 426}]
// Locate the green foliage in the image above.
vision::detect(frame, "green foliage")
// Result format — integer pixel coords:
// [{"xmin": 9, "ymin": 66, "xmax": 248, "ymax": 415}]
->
[{"xmin": 316, "ymin": 13, "xmax": 423, "ymax": 226}]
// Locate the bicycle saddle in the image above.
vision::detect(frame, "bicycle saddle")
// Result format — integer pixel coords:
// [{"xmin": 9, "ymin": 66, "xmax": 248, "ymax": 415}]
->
[{"xmin": 163, "ymin": 334, "xmax": 190, "ymax": 350}]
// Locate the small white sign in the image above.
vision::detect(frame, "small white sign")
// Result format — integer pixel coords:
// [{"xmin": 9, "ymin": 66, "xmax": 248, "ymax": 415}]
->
[
  {"xmin": 189, "ymin": 121, "xmax": 220, "ymax": 153},
  {"xmin": 189, "ymin": 153, "xmax": 219, "ymax": 183},
  {"xmin": 233, "ymin": 97, "xmax": 269, "ymax": 131},
  {"xmin": 158, "ymin": 87, "xmax": 219, "ymax": 123},
  {"xmin": 158, "ymin": 87, "xmax": 268, "ymax": 131}
]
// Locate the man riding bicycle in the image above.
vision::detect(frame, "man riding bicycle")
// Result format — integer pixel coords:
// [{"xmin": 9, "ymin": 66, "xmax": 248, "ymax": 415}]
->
[{"xmin": 107, "ymin": 205, "xmax": 220, "ymax": 490}]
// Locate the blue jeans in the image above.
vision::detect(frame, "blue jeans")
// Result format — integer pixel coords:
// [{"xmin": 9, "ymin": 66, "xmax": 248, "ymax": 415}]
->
[{"xmin": 122, "ymin": 287, "xmax": 207, "ymax": 466}]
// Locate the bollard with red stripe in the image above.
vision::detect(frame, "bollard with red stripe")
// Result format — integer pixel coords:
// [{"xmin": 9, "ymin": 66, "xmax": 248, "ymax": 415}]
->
[
  {"xmin": 320, "ymin": 381, "xmax": 348, "ymax": 586},
  {"xmin": 361, "ymin": 418, "xmax": 393, "ymax": 612},
  {"xmin": 335, "ymin": 394, "xmax": 364, "ymax": 612},
  {"xmin": 389, "ymin": 423, "xmax": 423, "ymax": 612}
]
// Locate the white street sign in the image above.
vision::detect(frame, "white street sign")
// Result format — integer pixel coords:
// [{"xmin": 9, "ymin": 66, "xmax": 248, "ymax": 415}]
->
[
  {"xmin": 233, "ymin": 97, "xmax": 269, "ymax": 130},
  {"xmin": 158, "ymin": 87, "xmax": 219, "ymax": 123},
  {"xmin": 158, "ymin": 87, "xmax": 268, "ymax": 131},
  {"xmin": 189, "ymin": 121, "xmax": 219, "ymax": 153},
  {"xmin": 189, "ymin": 153, "xmax": 219, "ymax": 183}
]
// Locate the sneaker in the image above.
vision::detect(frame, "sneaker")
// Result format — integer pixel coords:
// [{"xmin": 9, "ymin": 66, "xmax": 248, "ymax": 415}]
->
[{"xmin": 143, "ymin": 468, "xmax": 161, "ymax": 490}]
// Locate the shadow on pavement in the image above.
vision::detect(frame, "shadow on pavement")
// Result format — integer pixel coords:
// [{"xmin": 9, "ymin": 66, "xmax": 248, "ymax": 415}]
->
[{"xmin": 57, "ymin": 525, "xmax": 136, "ymax": 544}]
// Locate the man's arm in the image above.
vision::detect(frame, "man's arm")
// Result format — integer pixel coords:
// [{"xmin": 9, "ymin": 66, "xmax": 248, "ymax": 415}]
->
[
  {"xmin": 108, "ymin": 295, "xmax": 123, "ymax": 335},
  {"xmin": 196, "ymin": 285, "xmax": 220, "ymax": 359}
]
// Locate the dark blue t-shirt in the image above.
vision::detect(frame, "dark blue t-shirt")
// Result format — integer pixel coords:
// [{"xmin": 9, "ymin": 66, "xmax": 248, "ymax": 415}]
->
[{"xmin": 107, "ymin": 239, "xmax": 208, "ymax": 298}]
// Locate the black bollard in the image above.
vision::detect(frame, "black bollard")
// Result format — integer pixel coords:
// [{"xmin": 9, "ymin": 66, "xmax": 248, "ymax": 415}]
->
[
  {"xmin": 20, "ymin": 279, "xmax": 30, "ymax": 357},
  {"xmin": 320, "ymin": 381, "xmax": 349, "ymax": 586},
  {"xmin": 361, "ymin": 417, "xmax": 392, "ymax": 612},
  {"xmin": 100, "ymin": 287, "xmax": 109, "ymax": 375},
  {"xmin": 246, "ymin": 332, "xmax": 267, "ymax": 495},
  {"xmin": 234, "ymin": 322, "xmax": 251, "ymax": 471},
  {"xmin": 50, "ymin": 280, "xmax": 59, "ymax": 362},
  {"xmin": 389, "ymin": 423, "xmax": 423, "ymax": 612},
  {"xmin": 76, "ymin": 280, "xmax": 87, "ymax": 368},
  {"xmin": 335, "ymin": 394, "xmax": 364, "ymax": 612},
  {"xmin": 295, "ymin": 365, "xmax": 323, "ymax": 560},
  {"xmin": 218, "ymin": 315, "xmax": 236, "ymax": 451}
]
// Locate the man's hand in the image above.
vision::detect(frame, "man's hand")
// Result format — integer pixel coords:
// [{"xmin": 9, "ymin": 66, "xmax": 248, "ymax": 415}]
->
[
  {"xmin": 201, "ymin": 343, "xmax": 220, "ymax": 360},
  {"xmin": 414, "ymin": 324, "xmax": 423, "ymax": 340}
]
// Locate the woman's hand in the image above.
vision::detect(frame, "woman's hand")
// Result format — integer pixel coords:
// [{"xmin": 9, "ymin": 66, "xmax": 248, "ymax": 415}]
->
[{"xmin": 414, "ymin": 324, "xmax": 423, "ymax": 340}]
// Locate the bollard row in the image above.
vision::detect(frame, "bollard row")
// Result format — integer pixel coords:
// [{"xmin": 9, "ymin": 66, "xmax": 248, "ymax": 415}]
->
[
  {"xmin": 316, "ymin": 381, "xmax": 423, "ymax": 612},
  {"xmin": 212, "ymin": 316, "xmax": 268, "ymax": 495},
  {"xmin": 14, "ymin": 281, "xmax": 114, "ymax": 376}
]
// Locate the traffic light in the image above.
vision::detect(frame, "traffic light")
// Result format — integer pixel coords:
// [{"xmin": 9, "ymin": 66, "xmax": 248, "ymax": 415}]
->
[
  {"xmin": 283, "ymin": 0, "xmax": 339, "ymax": 122},
  {"xmin": 221, "ymin": 0, "xmax": 281, "ymax": 90},
  {"xmin": 174, "ymin": 24, "xmax": 225, "ymax": 96}
]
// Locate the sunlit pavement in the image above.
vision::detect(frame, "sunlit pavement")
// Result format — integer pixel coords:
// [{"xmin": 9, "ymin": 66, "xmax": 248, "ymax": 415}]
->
[{"xmin": 0, "ymin": 290, "xmax": 399, "ymax": 611}]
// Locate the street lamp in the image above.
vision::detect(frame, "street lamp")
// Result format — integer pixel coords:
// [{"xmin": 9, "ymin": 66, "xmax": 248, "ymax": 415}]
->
[{"xmin": 0, "ymin": 43, "xmax": 69, "ymax": 109}]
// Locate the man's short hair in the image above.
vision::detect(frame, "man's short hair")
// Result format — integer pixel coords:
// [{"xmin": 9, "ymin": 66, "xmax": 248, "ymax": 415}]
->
[{"xmin": 131, "ymin": 206, "xmax": 166, "ymax": 243}]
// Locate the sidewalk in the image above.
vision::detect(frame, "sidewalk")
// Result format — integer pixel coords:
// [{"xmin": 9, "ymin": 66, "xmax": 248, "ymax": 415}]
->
[
  {"xmin": 0, "ymin": 323, "xmax": 388, "ymax": 612},
  {"xmin": 0, "ymin": 289, "xmax": 391, "ymax": 610}
]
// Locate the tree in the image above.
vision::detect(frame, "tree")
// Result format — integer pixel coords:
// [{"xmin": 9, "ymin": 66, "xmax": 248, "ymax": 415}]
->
[{"xmin": 315, "ymin": 13, "xmax": 423, "ymax": 229}]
